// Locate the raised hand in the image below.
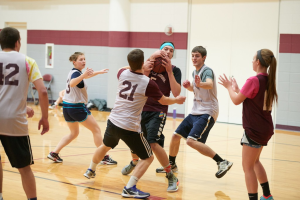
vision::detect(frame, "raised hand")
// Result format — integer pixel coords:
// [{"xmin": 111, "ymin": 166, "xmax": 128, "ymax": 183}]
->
[
  {"xmin": 83, "ymin": 68, "xmax": 94, "ymax": 78},
  {"xmin": 195, "ymin": 75, "xmax": 201, "ymax": 87},
  {"xmin": 143, "ymin": 60, "xmax": 154, "ymax": 72},
  {"xmin": 230, "ymin": 76, "xmax": 240, "ymax": 93},
  {"xmin": 183, "ymin": 80, "xmax": 191, "ymax": 89},
  {"xmin": 218, "ymin": 74, "xmax": 232, "ymax": 89},
  {"xmin": 151, "ymin": 50, "xmax": 167, "ymax": 60},
  {"xmin": 162, "ymin": 57, "xmax": 172, "ymax": 73}
]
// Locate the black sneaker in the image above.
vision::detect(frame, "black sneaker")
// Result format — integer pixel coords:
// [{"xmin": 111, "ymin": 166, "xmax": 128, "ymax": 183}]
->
[
  {"xmin": 100, "ymin": 155, "xmax": 117, "ymax": 165},
  {"xmin": 121, "ymin": 185, "xmax": 150, "ymax": 198},
  {"xmin": 47, "ymin": 152, "xmax": 63, "ymax": 163}
]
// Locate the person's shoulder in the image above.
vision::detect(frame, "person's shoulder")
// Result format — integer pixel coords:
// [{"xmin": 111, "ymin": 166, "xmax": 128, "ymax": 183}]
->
[
  {"xmin": 25, "ymin": 56, "xmax": 36, "ymax": 65},
  {"xmin": 247, "ymin": 75, "xmax": 258, "ymax": 81},
  {"xmin": 172, "ymin": 65, "xmax": 181, "ymax": 72},
  {"xmin": 203, "ymin": 65, "xmax": 213, "ymax": 71}
]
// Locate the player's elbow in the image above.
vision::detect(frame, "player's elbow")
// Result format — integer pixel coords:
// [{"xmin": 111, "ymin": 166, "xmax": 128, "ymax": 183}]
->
[
  {"xmin": 172, "ymin": 90, "xmax": 181, "ymax": 97},
  {"xmin": 38, "ymin": 87, "xmax": 48, "ymax": 97},
  {"xmin": 158, "ymin": 96, "xmax": 168, "ymax": 105},
  {"xmin": 233, "ymin": 99, "xmax": 242, "ymax": 105}
]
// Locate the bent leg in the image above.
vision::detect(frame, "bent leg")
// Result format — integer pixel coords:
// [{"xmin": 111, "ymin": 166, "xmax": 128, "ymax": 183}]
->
[
  {"xmin": 81, "ymin": 115, "xmax": 103, "ymax": 147},
  {"xmin": 53, "ymin": 122, "xmax": 79, "ymax": 153}
]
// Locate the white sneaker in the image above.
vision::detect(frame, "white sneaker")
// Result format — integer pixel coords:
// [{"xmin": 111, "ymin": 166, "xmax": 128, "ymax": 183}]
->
[
  {"xmin": 215, "ymin": 160, "xmax": 233, "ymax": 178},
  {"xmin": 49, "ymin": 104, "xmax": 56, "ymax": 109}
]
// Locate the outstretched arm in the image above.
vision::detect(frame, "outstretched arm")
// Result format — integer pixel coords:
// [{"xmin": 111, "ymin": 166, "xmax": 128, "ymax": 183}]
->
[
  {"xmin": 183, "ymin": 80, "xmax": 194, "ymax": 92},
  {"xmin": 218, "ymin": 74, "xmax": 246, "ymax": 105},
  {"xmin": 86, "ymin": 69, "xmax": 109, "ymax": 79},
  {"xmin": 70, "ymin": 68, "xmax": 93, "ymax": 87},
  {"xmin": 158, "ymin": 95, "xmax": 186, "ymax": 105},
  {"xmin": 195, "ymin": 75, "xmax": 213, "ymax": 89}
]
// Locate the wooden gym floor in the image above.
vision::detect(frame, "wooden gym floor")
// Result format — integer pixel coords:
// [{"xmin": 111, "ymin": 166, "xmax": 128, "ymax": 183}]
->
[{"xmin": 1, "ymin": 103, "xmax": 299, "ymax": 200}]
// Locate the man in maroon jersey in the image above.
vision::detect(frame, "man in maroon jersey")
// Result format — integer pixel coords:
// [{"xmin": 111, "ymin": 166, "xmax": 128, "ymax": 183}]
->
[{"xmin": 121, "ymin": 42, "xmax": 182, "ymax": 192}]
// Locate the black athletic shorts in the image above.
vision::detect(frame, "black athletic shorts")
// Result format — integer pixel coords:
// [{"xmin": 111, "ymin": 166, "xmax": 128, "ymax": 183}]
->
[
  {"xmin": 63, "ymin": 102, "xmax": 91, "ymax": 123},
  {"xmin": 141, "ymin": 111, "xmax": 166, "ymax": 147},
  {"xmin": 0, "ymin": 135, "xmax": 34, "ymax": 168},
  {"xmin": 103, "ymin": 120, "xmax": 152, "ymax": 160}
]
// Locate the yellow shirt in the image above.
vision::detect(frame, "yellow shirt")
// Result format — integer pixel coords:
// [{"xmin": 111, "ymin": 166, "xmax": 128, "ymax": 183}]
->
[{"xmin": 25, "ymin": 56, "xmax": 42, "ymax": 82}]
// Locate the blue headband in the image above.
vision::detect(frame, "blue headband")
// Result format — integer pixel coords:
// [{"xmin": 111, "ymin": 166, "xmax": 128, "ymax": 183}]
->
[{"xmin": 160, "ymin": 43, "xmax": 175, "ymax": 50}]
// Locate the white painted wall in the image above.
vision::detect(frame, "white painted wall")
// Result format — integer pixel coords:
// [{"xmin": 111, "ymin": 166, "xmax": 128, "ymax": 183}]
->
[
  {"xmin": 0, "ymin": 0, "xmax": 110, "ymax": 31},
  {"xmin": 279, "ymin": 0, "xmax": 300, "ymax": 34},
  {"xmin": 277, "ymin": 0, "xmax": 300, "ymax": 128},
  {"xmin": 109, "ymin": 0, "xmax": 131, "ymax": 31},
  {"xmin": 130, "ymin": 0, "xmax": 189, "ymax": 32},
  {"xmin": 188, "ymin": 0, "xmax": 280, "ymax": 124}
]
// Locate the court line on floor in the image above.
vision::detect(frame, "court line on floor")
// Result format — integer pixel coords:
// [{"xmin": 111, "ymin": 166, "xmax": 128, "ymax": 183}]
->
[{"xmin": 3, "ymin": 169, "xmax": 166, "ymax": 200}]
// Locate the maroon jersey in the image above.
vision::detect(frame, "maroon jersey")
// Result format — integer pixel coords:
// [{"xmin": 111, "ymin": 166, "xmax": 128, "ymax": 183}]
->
[
  {"xmin": 143, "ymin": 66, "xmax": 181, "ymax": 113},
  {"xmin": 242, "ymin": 74, "xmax": 274, "ymax": 145}
]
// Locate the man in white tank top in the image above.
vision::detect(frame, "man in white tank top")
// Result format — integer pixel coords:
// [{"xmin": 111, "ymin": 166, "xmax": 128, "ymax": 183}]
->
[
  {"xmin": 84, "ymin": 49, "xmax": 186, "ymax": 198},
  {"xmin": 0, "ymin": 27, "xmax": 49, "ymax": 200},
  {"xmin": 167, "ymin": 46, "xmax": 233, "ymax": 180}
]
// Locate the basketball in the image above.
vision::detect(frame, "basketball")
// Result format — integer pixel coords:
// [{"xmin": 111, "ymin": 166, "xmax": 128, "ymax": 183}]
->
[{"xmin": 152, "ymin": 57, "xmax": 167, "ymax": 73}]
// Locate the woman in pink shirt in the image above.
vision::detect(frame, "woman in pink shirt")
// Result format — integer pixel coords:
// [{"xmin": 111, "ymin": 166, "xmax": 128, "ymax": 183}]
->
[{"xmin": 219, "ymin": 49, "xmax": 278, "ymax": 200}]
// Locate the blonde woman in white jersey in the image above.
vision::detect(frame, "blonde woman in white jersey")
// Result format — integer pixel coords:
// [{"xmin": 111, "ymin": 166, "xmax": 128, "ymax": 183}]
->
[
  {"xmin": 0, "ymin": 27, "xmax": 49, "ymax": 200},
  {"xmin": 47, "ymin": 52, "xmax": 117, "ymax": 165},
  {"xmin": 83, "ymin": 49, "xmax": 186, "ymax": 198},
  {"xmin": 167, "ymin": 46, "xmax": 233, "ymax": 179}
]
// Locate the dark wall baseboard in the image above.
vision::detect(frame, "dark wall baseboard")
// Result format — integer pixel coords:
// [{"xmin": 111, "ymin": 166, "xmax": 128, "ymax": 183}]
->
[
  {"xmin": 276, "ymin": 124, "xmax": 300, "ymax": 132},
  {"xmin": 27, "ymin": 98, "xmax": 55, "ymax": 104},
  {"xmin": 167, "ymin": 112, "xmax": 185, "ymax": 118}
]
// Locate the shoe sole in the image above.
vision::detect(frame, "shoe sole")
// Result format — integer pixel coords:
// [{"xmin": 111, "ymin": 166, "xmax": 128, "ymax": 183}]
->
[
  {"xmin": 121, "ymin": 194, "xmax": 150, "ymax": 199},
  {"xmin": 47, "ymin": 155, "xmax": 63, "ymax": 163},
  {"xmin": 83, "ymin": 174, "xmax": 94, "ymax": 179},
  {"xmin": 100, "ymin": 161, "xmax": 117, "ymax": 165},
  {"xmin": 216, "ymin": 162, "xmax": 233, "ymax": 178}
]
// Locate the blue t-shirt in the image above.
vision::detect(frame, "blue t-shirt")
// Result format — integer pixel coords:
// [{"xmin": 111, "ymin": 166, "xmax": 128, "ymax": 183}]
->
[{"xmin": 71, "ymin": 68, "xmax": 84, "ymax": 88}]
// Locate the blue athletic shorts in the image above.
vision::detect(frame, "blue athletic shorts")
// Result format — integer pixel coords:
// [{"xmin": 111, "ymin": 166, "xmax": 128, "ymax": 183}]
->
[
  {"xmin": 175, "ymin": 114, "xmax": 215, "ymax": 143},
  {"xmin": 63, "ymin": 102, "xmax": 91, "ymax": 123}
]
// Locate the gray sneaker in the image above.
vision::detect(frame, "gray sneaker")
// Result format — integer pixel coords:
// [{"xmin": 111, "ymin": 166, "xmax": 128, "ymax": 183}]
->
[
  {"xmin": 121, "ymin": 161, "xmax": 137, "ymax": 175},
  {"xmin": 156, "ymin": 164, "xmax": 178, "ymax": 173},
  {"xmin": 84, "ymin": 169, "xmax": 96, "ymax": 179},
  {"xmin": 166, "ymin": 172, "xmax": 179, "ymax": 192},
  {"xmin": 215, "ymin": 160, "xmax": 233, "ymax": 178}
]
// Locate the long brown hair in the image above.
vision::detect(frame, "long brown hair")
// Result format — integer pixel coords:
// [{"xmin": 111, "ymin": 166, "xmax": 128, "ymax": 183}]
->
[{"xmin": 257, "ymin": 49, "xmax": 278, "ymax": 110}]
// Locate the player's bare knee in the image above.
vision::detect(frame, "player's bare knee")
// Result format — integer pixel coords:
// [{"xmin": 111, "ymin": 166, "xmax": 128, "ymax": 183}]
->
[
  {"xmin": 172, "ymin": 133, "xmax": 181, "ymax": 142},
  {"xmin": 150, "ymin": 142, "xmax": 160, "ymax": 151},
  {"xmin": 70, "ymin": 131, "xmax": 79, "ymax": 138},
  {"xmin": 186, "ymin": 138, "xmax": 196, "ymax": 147},
  {"xmin": 148, "ymin": 155, "xmax": 154, "ymax": 163},
  {"xmin": 17, "ymin": 165, "xmax": 31, "ymax": 174}
]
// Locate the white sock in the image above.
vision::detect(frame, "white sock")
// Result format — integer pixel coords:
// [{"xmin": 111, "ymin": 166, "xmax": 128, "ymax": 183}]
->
[
  {"xmin": 89, "ymin": 161, "xmax": 98, "ymax": 171},
  {"xmin": 126, "ymin": 176, "xmax": 139, "ymax": 189},
  {"xmin": 0, "ymin": 193, "xmax": 2, "ymax": 198}
]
